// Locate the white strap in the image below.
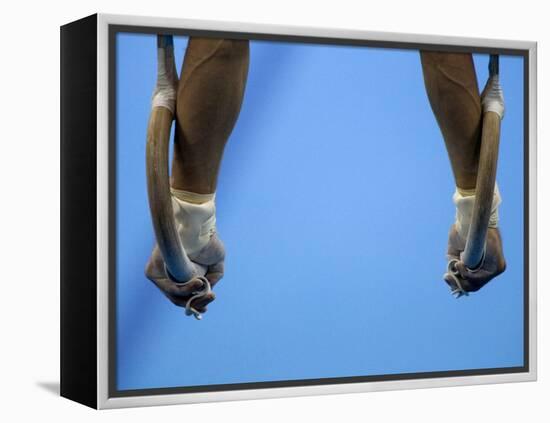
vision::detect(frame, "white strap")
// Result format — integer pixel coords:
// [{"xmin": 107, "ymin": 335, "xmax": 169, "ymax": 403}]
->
[
  {"xmin": 482, "ymin": 74, "xmax": 505, "ymax": 119},
  {"xmin": 151, "ymin": 40, "xmax": 178, "ymax": 113},
  {"xmin": 453, "ymin": 184, "xmax": 502, "ymax": 240}
]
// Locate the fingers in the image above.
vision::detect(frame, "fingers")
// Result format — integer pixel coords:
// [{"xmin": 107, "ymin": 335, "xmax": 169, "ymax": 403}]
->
[
  {"xmin": 190, "ymin": 291, "xmax": 216, "ymax": 312},
  {"xmin": 154, "ymin": 275, "xmax": 206, "ymax": 297},
  {"xmin": 445, "ymin": 254, "xmax": 494, "ymax": 293},
  {"xmin": 454, "ymin": 260, "xmax": 502, "ymax": 289},
  {"xmin": 154, "ymin": 277, "xmax": 215, "ymax": 311},
  {"xmin": 444, "ymin": 265, "xmax": 476, "ymax": 294},
  {"xmin": 170, "ymin": 291, "xmax": 216, "ymax": 313},
  {"xmin": 451, "ymin": 262, "xmax": 488, "ymax": 292},
  {"xmin": 185, "ymin": 260, "xmax": 223, "ymax": 313}
]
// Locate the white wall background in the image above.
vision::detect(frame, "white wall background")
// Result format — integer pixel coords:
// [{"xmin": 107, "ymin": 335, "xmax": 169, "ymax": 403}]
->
[{"xmin": 0, "ymin": 0, "xmax": 546, "ymax": 421}]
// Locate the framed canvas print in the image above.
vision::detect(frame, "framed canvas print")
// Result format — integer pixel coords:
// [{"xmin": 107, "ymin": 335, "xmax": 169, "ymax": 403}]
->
[{"xmin": 60, "ymin": 13, "xmax": 537, "ymax": 409}]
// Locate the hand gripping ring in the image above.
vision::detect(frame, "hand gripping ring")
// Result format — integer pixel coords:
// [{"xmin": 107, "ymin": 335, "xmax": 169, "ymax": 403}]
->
[{"xmin": 444, "ymin": 251, "xmax": 485, "ymax": 299}]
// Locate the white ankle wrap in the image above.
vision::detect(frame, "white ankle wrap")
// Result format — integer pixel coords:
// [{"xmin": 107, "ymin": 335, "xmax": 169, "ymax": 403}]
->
[
  {"xmin": 171, "ymin": 188, "xmax": 217, "ymax": 257},
  {"xmin": 453, "ymin": 184, "xmax": 501, "ymax": 240},
  {"xmin": 152, "ymin": 40, "xmax": 178, "ymax": 113},
  {"xmin": 482, "ymin": 74, "xmax": 505, "ymax": 119}
]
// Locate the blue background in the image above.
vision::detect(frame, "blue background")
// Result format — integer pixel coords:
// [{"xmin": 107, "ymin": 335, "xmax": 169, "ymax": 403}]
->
[{"xmin": 115, "ymin": 33, "xmax": 525, "ymax": 390}]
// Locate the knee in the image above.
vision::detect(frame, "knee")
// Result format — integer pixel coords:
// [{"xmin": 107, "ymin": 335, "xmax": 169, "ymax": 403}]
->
[
  {"xmin": 420, "ymin": 51, "xmax": 474, "ymax": 74},
  {"xmin": 187, "ymin": 37, "xmax": 249, "ymax": 66},
  {"xmin": 214, "ymin": 39, "xmax": 250, "ymax": 62}
]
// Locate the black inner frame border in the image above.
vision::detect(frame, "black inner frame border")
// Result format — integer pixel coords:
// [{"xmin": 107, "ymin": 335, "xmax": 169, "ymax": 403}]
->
[{"xmin": 108, "ymin": 23, "xmax": 530, "ymax": 399}]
